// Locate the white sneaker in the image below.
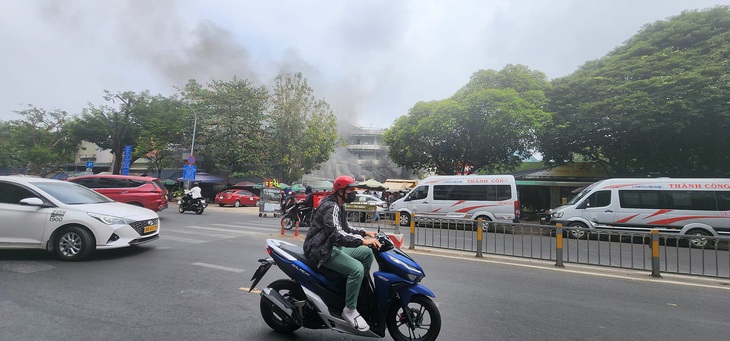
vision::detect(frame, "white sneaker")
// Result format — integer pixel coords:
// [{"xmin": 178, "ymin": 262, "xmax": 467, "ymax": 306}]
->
[{"xmin": 342, "ymin": 307, "xmax": 370, "ymax": 332}]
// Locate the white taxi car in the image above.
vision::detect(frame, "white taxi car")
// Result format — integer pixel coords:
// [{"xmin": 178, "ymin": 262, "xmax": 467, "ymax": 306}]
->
[{"xmin": 0, "ymin": 176, "xmax": 160, "ymax": 261}]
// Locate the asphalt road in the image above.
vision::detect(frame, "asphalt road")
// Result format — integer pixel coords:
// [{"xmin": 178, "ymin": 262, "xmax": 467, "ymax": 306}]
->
[{"xmin": 1, "ymin": 204, "xmax": 729, "ymax": 340}]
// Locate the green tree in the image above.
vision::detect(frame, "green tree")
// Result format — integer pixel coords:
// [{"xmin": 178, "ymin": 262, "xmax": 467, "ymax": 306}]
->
[
  {"xmin": 3, "ymin": 106, "xmax": 77, "ymax": 174},
  {"xmin": 133, "ymin": 94, "xmax": 190, "ymax": 177},
  {"xmin": 179, "ymin": 78, "xmax": 269, "ymax": 175},
  {"xmin": 384, "ymin": 64, "xmax": 551, "ymax": 175},
  {"xmin": 540, "ymin": 6, "xmax": 730, "ymax": 177},
  {"xmin": 69, "ymin": 91, "xmax": 145, "ymax": 174},
  {"xmin": 266, "ymin": 72, "xmax": 338, "ymax": 183}
]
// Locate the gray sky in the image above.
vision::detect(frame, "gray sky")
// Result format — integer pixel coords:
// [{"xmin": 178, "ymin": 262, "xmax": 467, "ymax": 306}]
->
[{"xmin": 1, "ymin": 0, "xmax": 728, "ymax": 128}]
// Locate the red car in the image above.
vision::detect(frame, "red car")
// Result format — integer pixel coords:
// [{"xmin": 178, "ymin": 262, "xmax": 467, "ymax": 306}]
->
[
  {"xmin": 68, "ymin": 174, "xmax": 169, "ymax": 212},
  {"xmin": 215, "ymin": 189, "xmax": 260, "ymax": 207}
]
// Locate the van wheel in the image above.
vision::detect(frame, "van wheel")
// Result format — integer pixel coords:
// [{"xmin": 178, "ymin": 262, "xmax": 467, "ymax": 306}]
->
[
  {"xmin": 399, "ymin": 212, "xmax": 411, "ymax": 227},
  {"xmin": 55, "ymin": 226, "xmax": 95, "ymax": 261},
  {"xmin": 567, "ymin": 222, "xmax": 589, "ymax": 239},
  {"xmin": 473, "ymin": 216, "xmax": 492, "ymax": 231},
  {"xmin": 687, "ymin": 229, "xmax": 713, "ymax": 248}
]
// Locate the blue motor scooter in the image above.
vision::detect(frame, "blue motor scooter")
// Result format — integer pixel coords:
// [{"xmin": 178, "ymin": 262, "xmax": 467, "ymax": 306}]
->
[{"xmin": 249, "ymin": 232, "xmax": 441, "ymax": 340}]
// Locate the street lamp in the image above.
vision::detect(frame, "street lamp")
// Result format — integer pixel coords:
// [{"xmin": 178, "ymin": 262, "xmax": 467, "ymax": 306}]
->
[
  {"xmin": 185, "ymin": 103, "xmax": 197, "ymax": 157},
  {"xmin": 185, "ymin": 103, "xmax": 198, "ymax": 190}
]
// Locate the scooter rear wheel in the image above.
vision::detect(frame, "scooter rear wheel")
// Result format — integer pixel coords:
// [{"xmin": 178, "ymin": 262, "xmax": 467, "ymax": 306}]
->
[
  {"xmin": 281, "ymin": 216, "xmax": 295, "ymax": 230},
  {"xmin": 387, "ymin": 294, "xmax": 441, "ymax": 341},
  {"xmin": 260, "ymin": 279, "xmax": 304, "ymax": 333}
]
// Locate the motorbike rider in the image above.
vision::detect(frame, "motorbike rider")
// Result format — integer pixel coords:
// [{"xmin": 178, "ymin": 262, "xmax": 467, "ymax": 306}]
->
[
  {"xmin": 283, "ymin": 189, "xmax": 298, "ymax": 220},
  {"xmin": 299, "ymin": 186, "xmax": 315, "ymax": 224},
  {"xmin": 184, "ymin": 181, "xmax": 203, "ymax": 206},
  {"xmin": 303, "ymin": 175, "xmax": 381, "ymax": 332}
]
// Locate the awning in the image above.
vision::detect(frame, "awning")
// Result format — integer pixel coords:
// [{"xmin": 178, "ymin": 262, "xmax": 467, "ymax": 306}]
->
[
  {"xmin": 176, "ymin": 172, "xmax": 226, "ymax": 184},
  {"xmin": 360, "ymin": 179, "xmax": 388, "ymax": 191}
]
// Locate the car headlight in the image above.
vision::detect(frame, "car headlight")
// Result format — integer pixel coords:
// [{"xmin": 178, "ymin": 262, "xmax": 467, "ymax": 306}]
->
[
  {"xmin": 88, "ymin": 213, "xmax": 135, "ymax": 225},
  {"xmin": 552, "ymin": 211, "xmax": 564, "ymax": 218}
]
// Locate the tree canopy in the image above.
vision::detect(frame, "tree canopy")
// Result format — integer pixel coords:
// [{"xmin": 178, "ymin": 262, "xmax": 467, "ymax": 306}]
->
[
  {"xmin": 265, "ymin": 72, "xmax": 339, "ymax": 183},
  {"xmin": 384, "ymin": 64, "xmax": 551, "ymax": 175},
  {"xmin": 539, "ymin": 6, "xmax": 730, "ymax": 177}
]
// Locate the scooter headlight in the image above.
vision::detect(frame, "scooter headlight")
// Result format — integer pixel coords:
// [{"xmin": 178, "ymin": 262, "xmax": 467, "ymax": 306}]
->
[{"xmin": 387, "ymin": 254, "xmax": 424, "ymax": 282}]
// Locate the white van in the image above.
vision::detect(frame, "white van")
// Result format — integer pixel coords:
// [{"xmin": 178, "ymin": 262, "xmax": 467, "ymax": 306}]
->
[
  {"xmin": 550, "ymin": 178, "xmax": 730, "ymax": 241},
  {"xmin": 389, "ymin": 175, "xmax": 519, "ymax": 226}
]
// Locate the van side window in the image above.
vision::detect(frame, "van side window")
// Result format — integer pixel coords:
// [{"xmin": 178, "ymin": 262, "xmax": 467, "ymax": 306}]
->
[
  {"xmin": 433, "ymin": 184, "xmax": 513, "ymax": 201},
  {"xmin": 408, "ymin": 186, "xmax": 429, "ymax": 200},
  {"xmin": 717, "ymin": 191, "xmax": 730, "ymax": 211},
  {"xmin": 585, "ymin": 190, "xmax": 611, "ymax": 208},
  {"xmin": 664, "ymin": 191, "xmax": 717, "ymax": 211},
  {"xmin": 619, "ymin": 190, "xmax": 665, "ymax": 209}
]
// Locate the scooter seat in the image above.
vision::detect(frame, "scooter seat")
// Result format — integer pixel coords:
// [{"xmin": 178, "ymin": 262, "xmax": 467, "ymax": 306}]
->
[{"xmin": 279, "ymin": 243, "xmax": 346, "ymax": 280}]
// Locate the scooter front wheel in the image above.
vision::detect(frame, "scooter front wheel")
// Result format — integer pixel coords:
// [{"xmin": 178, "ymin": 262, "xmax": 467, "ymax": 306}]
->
[
  {"xmin": 387, "ymin": 295, "xmax": 441, "ymax": 341},
  {"xmin": 178, "ymin": 205, "xmax": 185, "ymax": 213},
  {"xmin": 260, "ymin": 279, "xmax": 303, "ymax": 333}
]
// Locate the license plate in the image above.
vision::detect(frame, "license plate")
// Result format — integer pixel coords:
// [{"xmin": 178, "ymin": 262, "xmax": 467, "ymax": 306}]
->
[{"xmin": 144, "ymin": 224, "xmax": 158, "ymax": 233}]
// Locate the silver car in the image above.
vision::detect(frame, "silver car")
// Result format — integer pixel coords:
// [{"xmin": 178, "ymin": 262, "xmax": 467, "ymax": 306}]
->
[{"xmin": 0, "ymin": 176, "xmax": 160, "ymax": 261}]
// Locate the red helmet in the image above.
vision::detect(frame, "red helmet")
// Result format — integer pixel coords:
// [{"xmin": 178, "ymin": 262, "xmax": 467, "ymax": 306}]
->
[{"xmin": 333, "ymin": 175, "xmax": 358, "ymax": 191}]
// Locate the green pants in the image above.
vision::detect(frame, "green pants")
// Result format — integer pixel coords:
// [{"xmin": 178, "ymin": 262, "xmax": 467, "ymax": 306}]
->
[{"xmin": 322, "ymin": 245, "xmax": 374, "ymax": 309}]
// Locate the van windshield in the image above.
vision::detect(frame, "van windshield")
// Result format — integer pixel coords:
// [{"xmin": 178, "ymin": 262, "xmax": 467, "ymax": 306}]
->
[{"xmin": 567, "ymin": 187, "xmax": 592, "ymax": 205}]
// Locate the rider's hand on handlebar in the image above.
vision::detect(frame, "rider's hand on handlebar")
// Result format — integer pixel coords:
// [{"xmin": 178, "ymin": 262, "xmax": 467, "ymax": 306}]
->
[{"xmin": 363, "ymin": 237, "xmax": 381, "ymax": 249}]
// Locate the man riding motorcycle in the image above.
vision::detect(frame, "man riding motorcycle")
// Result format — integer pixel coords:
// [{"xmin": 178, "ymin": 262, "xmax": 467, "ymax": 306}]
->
[{"xmin": 303, "ymin": 175, "xmax": 381, "ymax": 332}]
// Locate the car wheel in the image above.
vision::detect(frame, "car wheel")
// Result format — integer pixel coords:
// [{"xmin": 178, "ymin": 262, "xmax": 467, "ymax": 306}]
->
[
  {"xmin": 567, "ymin": 222, "xmax": 589, "ymax": 239},
  {"xmin": 399, "ymin": 212, "xmax": 411, "ymax": 227},
  {"xmin": 234, "ymin": 200, "xmax": 241, "ymax": 207},
  {"xmin": 54, "ymin": 226, "xmax": 95, "ymax": 261},
  {"xmin": 687, "ymin": 229, "xmax": 713, "ymax": 248},
  {"xmin": 218, "ymin": 203, "xmax": 225, "ymax": 207}
]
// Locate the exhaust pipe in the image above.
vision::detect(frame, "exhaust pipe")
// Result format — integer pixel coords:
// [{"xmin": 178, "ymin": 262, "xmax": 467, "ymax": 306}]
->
[{"xmin": 261, "ymin": 287, "xmax": 299, "ymax": 326}]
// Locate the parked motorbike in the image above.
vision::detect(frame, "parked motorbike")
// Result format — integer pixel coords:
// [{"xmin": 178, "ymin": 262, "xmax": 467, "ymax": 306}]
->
[
  {"xmin": 249, "ymin": 232, "xmax": 441, "ymax": 340},
  {"xmin": 281, "ymin": 203, "xmax": 314, "ymax": 230},
  {"xmin": 177, "ymin": 194, "xmax": 205, "ymax": 215}
]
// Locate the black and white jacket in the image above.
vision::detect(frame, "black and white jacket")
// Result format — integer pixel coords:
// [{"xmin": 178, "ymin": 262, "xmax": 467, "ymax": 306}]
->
[{"xmin": 303, "ymin": 194, "xmax": 367, "ymax": 268}]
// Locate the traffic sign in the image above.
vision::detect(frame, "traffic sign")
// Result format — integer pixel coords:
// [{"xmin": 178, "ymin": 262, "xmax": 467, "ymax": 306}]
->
[
  {"xmin": 183, "ymin": 164, "xmax": 197, "ymax": 180},
  {"xmin": 187, "ymin": 155, "xmax": 196, "ymax": 165},
  {"xmin": 85, "ymin": 161, "xmax": 94, "ymax": 169}
]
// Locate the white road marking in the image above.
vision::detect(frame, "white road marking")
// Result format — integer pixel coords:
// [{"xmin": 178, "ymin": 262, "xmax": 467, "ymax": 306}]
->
[
  {"xmin": 185, "ymin": 225, "xmax": 273, "ymax": 234},
  {"xmin": 211, "ymin": 223, "xmax": 278, "ymax": 232},
  {"xmin": 192, "ymin": 262, "xmax": 245, "ymax": 273},
  {"xmin": 161, "ymin": 235, "xmax": 206, "ymax": 244},
  {"xmin": 168, "ymin": 229, "xmax": 237, "ymax": 239}
]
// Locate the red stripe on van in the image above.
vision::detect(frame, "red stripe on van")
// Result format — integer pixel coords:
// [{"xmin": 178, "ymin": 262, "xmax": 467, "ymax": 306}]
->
[
  {"xmin": 645, "ymin": 209, "xmax": 672, "ymax": 219},
  {"xmin": 616, "ymin": 214, "xmax": 639, "ymax": 223},
  {"xmin": 649, "ymin": 216, "xmax": 724, "ymax": 225},
  {"xmin": 450, "ymin": 200, "xmax": 465, "ymax": 207},
  {"xmin": 602, "ymin": 182, "xmax": 651, "ymax": 189},
  {"xmin": 454, "ymin": 204, "xmax": 500, "ymax": 213}
]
